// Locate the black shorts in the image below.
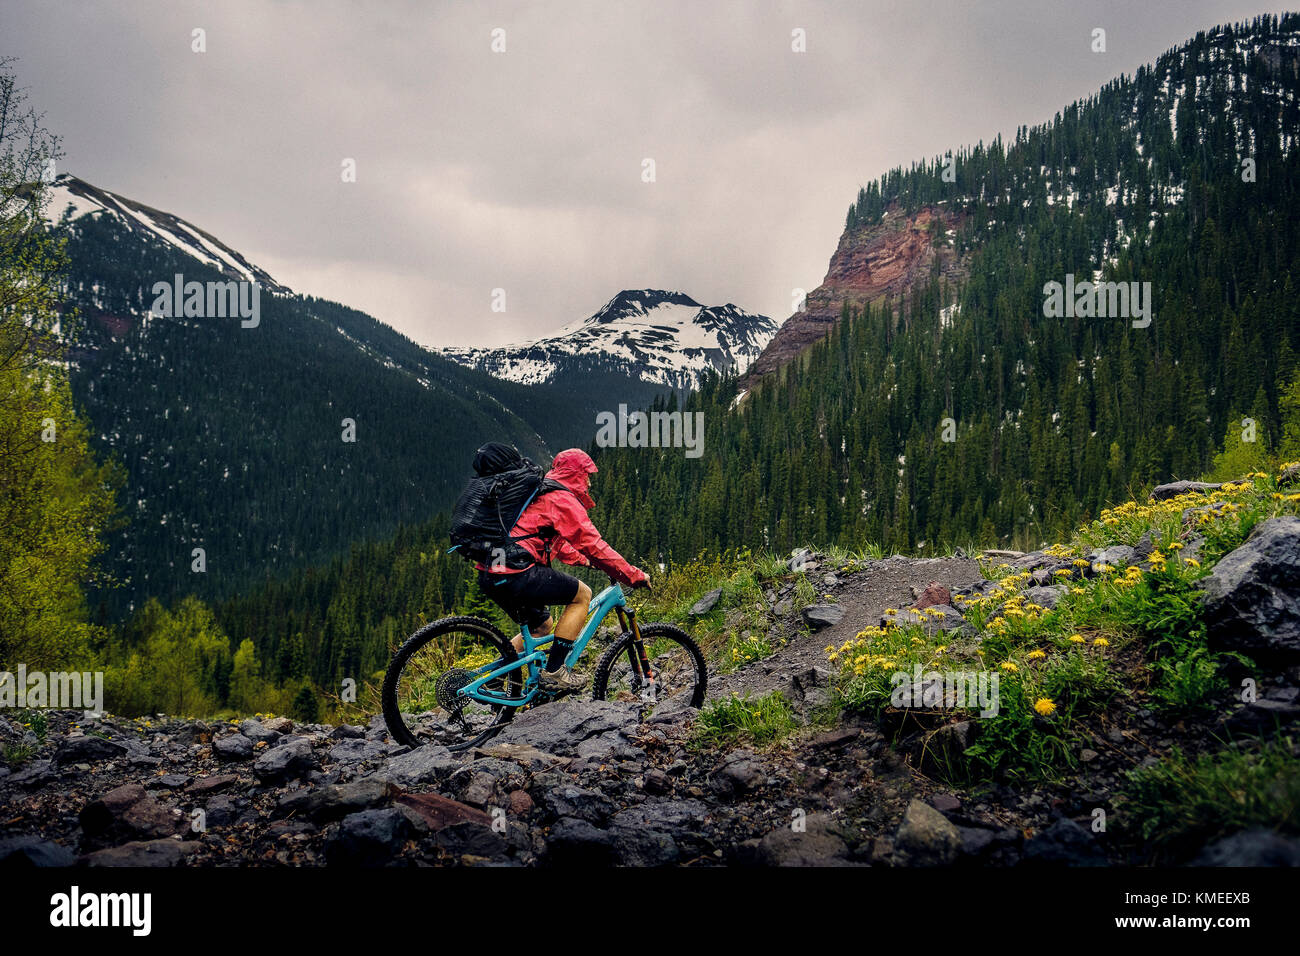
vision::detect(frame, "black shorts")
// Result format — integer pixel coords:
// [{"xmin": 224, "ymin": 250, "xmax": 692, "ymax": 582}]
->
[{"xmin": 479, "ymin": 565, "xmax": 581, "ymax": 631}]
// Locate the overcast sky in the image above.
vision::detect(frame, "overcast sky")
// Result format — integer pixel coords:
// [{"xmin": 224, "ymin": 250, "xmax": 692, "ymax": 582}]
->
[{"xmin": 2, "ymin": 1, "xmax": 1287, "ymax": 348}]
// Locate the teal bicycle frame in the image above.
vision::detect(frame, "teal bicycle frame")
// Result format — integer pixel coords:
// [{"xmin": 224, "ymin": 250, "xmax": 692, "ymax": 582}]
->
[{"xmin": 455, "ymin": 582, "xmax": 648, "ymax": 708}]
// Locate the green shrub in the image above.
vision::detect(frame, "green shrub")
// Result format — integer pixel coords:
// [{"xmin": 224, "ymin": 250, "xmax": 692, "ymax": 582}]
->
[
  {"xmin": 1122, "ymin": 739, "xmax": 1300, "ymax": 862},
  {"xmin": 693, "ymin": 692, "xmax": 799, "ymax": 749}
]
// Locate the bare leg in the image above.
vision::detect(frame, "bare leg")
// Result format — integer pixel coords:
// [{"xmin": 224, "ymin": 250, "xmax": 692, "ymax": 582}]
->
[
  {"xmin": 511, "ymin": 617, "xmax": 553, "ymax": 654},
  {"xmin": 550, "ymin": 582, "xmax": 593, "ymax": 663},
  {"xmin": 535, "ymin": 582, "xmax": 595, "ymax": 690}
]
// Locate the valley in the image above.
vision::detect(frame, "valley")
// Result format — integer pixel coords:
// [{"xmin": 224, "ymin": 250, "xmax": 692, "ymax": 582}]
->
[{"xmin": 2, "ymin": 11, "xmax": 1299, "ymax": 876}]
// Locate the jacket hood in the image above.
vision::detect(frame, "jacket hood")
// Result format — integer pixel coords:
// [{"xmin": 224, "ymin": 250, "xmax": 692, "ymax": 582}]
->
[{"xmin": 546, "ymin": 448, "xmax": 598, "ymax": 509}]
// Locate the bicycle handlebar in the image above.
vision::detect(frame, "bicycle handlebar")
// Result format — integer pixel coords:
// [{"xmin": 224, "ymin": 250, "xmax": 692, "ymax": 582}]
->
[{"xmin": 610, "ymin": 574, "xmax": 652, "ymax": 592}]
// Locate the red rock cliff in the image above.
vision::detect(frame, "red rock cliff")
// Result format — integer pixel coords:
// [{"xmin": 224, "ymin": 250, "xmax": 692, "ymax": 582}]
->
[{"xmin": 743, "ymin": 205, "xmax": 965, "ymax": 384}]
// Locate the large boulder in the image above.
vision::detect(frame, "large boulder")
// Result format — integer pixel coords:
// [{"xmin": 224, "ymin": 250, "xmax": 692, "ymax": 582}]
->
[
  {"xmin": 919, "ymin": 720, "xmax": 975, "ymax": 775},
  {"xmin": 801, "ymin": 604, "xmax": 844, "ymax": 631},
  {"xmin": 324, "ymin": 808, "xmax": 414, "ymax": 866},
  {"xmin": 689, "ymin": 588, "xmax": 723, "ymax": 616},
  {"xmin": 1088, "ymin": 545, "xmax": 1136, "ymax": 571},
  {"xmin": 379, "ymin": 743, "xmax": 460, "ymax": 787},
  {"xmin": 610, "ymin": 798, "xmax": 710, "ymax": 834},
  {"xmin": 784, "ymin": 666, "xmax": 834, "ymax": 711},
  {"xmin": 1200, "ymin": 516, "xmax": 1300, "ymax": 659},
  {"xmin": 1021, "ymin": 817, "xmax": 1107, "ymax": 866},
  {"xmin": 393, "ymin": 792, "xmax": 492, "ymax": 831},
  {"xmin": 79, "ymin": 783, "xmax": 183, "ymax": 844},
  {"xmin": 238, "ymin": 719, "xmax": 282, "ymax": 745},
  {"xmin": 893, "ymin": 799, "xmax": 961, "ymax": 866},
  {"xmin": 1023, "ymin": 585, "xmax": 1067, "ymax": 610},
  {"xmin": 276, "ymin": 778, "xmax": 398, "ymax": 823},
  {"xmin": 708, "ymin": 750, "xmax": 766, "ymax": 798},
  {"xmin": 251, "ymin": 736, "xmax": 316, "ymax": 784},
  {"xmin": 608, "ymin": 826, "xmax": 680, "ymax": 866},
  {"xmin": 52, "ymin": 735, "xmax": 128, "ymax": 766},
  {"xmin": 891, "ymin": 604, "xmax": 976, "ymax": 639},
  {"xmin": 262, "ymin": 717, "xmax": 295, "ymax": 735},
  {"xmin": 430, "ymin": 821, "xmax": 510, "ymax": 862},
  {"xmin": 490, "ymin": 699, "xmax": 639, "ymax": 757},
  {"xmin": 1151, "ymin": 480, "xmax": 1223, "ymax": 500},
  {"xmin": 474, "ymin": 742, "xmax": 570, "ymax": 772},
  {"xmin": 754, "ymin": 814, "xmax": 857, "ymax": 866},
  {"xmin": 912, "ymin": 582, "xmax": 953, "ymax": 610},
  {"xmin": 0, "ymin": 836, "xmax": 76, "ymax": 867},
  {"xmin": 212, "ymin": 733, "xmax": 254, "ymax": 761},
  {"xmin": 542, "ymin": 785, "xmax": 616, "ymax": 825},
  {"xmin": 1004, "ymin": 551, "xmax": 1064, "ymax": 572},
  {"xmin": 1222, "ymin": 698, "xmax": 1300, "ymax": 733},
  {"xmin": 447, "ymin": 758, "xmax": 530, "ymax": 808},
  {"xmin": 79, "ymin": 839, "xmax": 199, "ymax": 867},
  {"xmin": 788, "ymin": 548, "xmax": 819, "ymax": 572},
  {"xmin": 327, "ymin": 737, "xmax": 390, "ymax": 765},
  {"xmin": 545, "ymin": 817, "xmax": 614, "ymax": 866}
]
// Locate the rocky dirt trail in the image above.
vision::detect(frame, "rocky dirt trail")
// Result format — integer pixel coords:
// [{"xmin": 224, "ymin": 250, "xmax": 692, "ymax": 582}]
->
[
  {"xmin": 3, "ymin": 534, "xmax": 1298, "ymax": 869},
  {"xmin": 708, "ymin": 554, "xmax": 987, "ymax": 705}
]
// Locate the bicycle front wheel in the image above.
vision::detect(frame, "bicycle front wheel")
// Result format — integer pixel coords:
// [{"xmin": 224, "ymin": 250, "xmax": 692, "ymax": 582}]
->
[
  {"xmin": 592, "ymin": 623, "xmax": 707, "ymax": 714},
  {"xmin": 381, "ymin": 616, "xmax": 523, "ymax": 752}
]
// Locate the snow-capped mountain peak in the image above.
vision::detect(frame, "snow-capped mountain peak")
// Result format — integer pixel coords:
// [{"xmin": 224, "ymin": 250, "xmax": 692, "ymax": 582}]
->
[
  {"xmin": 43, "ymin": 173, "xmax": 287, "ymax": 293},
  {"xmin": 441, "ymin": 289, "xmax": 779, "ymax": 388},
  {"xmin": 586, "ymin": 288, "xmax": 700, "ymax": 323}
]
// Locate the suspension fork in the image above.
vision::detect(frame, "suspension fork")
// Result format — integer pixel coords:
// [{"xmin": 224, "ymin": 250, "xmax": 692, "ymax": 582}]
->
[{"xmin": 615, "ymin": 605, "xmax": 655, "ymax": 684}]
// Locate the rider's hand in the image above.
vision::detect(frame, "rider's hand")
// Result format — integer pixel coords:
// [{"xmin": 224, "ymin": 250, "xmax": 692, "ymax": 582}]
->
[{"xmin": 630, "ymin": 569, "xmax": 652, "ymax": 590}]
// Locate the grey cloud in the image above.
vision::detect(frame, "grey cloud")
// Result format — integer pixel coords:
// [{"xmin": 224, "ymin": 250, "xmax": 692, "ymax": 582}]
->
[{"xmin": 1, "ymin": 0, "xmax": 1283, "ymax": 348}]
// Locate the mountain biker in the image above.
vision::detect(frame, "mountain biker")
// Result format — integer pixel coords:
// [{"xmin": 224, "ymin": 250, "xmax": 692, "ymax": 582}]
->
[{"xmin": 477, "ymin": 447, "xmax": 651, "ymax": 693}]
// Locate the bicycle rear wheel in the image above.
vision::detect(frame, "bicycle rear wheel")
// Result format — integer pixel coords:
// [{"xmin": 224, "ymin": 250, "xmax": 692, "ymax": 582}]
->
[
  {"xmin": 592, "ymin": 623, "xmax": 707, "ymax": 715},
  {"xmin": 381, "ymin": 616, "xmax": 524, "ymax": 751}
]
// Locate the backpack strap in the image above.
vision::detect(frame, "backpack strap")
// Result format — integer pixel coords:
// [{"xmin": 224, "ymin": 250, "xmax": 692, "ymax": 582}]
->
[{"xmin": 502, "ymin": 480, "xmax": 575, "ymax": 566}]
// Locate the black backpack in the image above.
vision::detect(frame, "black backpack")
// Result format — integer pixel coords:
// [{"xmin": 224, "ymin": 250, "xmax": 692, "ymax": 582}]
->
[{"xmin": 448, "ymin": 443, "xmax": 564, "ymax": 569}]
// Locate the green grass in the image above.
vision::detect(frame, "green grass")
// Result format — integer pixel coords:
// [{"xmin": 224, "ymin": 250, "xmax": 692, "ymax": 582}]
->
[
  {"xmin": 1071, "ymin": 562, "xmax": 1246, "ymax": 714},
  {"xmin": 692, "ymin": 692, "xmax": 800, "ymax": 750},
  {"xmin": 1, "ymin": 743, "xmax": 35, "ymax": 766},
  {"xmin": 1121, "ymin": 737, "xmax": 1300, "ymax": 862}
]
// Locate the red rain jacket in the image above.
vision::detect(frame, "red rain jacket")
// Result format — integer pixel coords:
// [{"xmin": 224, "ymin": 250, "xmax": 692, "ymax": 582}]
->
[{"xmin": 480, "ymin": 449, "xmax": 647, "ymax": 587}]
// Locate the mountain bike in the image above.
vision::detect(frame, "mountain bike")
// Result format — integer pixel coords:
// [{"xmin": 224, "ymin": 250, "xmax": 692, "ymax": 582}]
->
[{"xmin": 381, "ymin": 578, "xmax": 707, "ymax": 751}]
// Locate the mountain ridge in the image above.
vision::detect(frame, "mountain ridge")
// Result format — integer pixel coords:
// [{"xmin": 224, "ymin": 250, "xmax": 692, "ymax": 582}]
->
[
  {"xmin": 47, "ymin": 174, "xmax": 288, "ymax": 294},
  {"xmin": 48, "ymin": 185, "xmax": 558, "ymax": 616},
  {"xmin": 441, "ymin": 288, "xmax": 778, "ymax": 389},
  {"xmin": 743, "ymin": 15, "xmax": 1300, "ymax": 385}
]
